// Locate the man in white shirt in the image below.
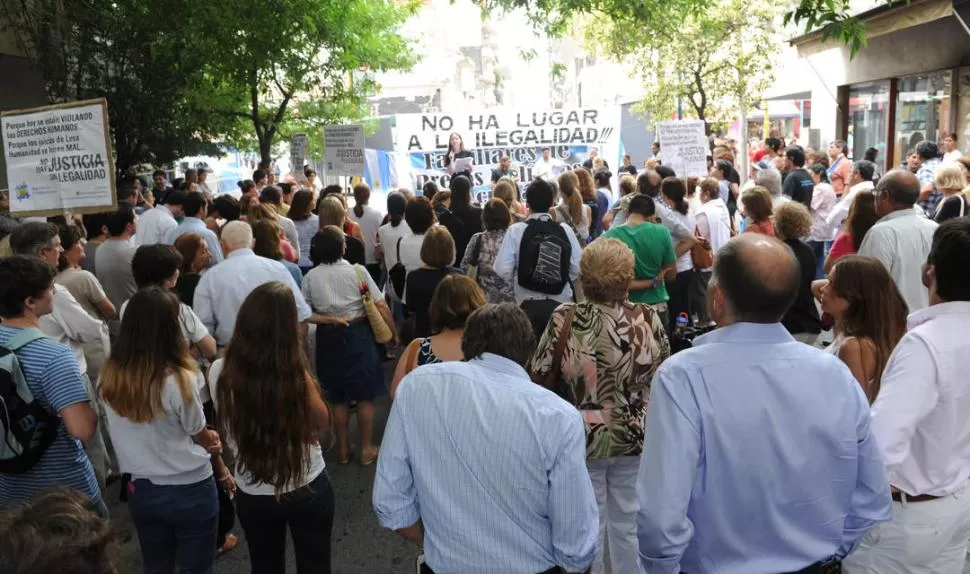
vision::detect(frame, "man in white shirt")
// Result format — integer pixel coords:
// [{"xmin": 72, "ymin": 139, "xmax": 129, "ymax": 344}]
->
[
  {"xmin": 135, "ymin": 189, "xmax": 185, "ymax": 246},
  {"xmin": 843, "ymin": 218, "xmax": 970, "ymax": 574},
  {"xmin": 194, "ymin": 221, "xmax": 311, "ymax": 346},
  {"xmin": 532, "ymin": 147, "xmax": 562, "ymax": 183},
  {"xmin": 9, "ymin": 222, "xmax": 111, "ymax": 488},
  {"xmin": 824, "ymin": 160, "xmax": 875, "ymax": 236},
  {"xmin": 858, "ymin": 170, "xmax": 938, "ymax": 312},
  {"xmin": 494, "ymin": 179, "xmax": 581, "ymax": 339}
]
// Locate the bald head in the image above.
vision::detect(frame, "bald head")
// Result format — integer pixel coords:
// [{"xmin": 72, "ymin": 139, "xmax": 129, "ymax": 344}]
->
[
  {"xmin": 712, "ymin": 234, "xmax": 799, "ymax": 323},
  {"xmin": 636, "ymin": 170, "xmax": 662, "ymax": 197},
  {"xmin": 878, "ymin": 169, "xmax": 920, "ymax": 208}
]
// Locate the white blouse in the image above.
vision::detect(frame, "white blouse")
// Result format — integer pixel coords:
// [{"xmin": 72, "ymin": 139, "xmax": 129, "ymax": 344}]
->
[{"xmin": 302, "ymin": 260, "xmax": 382, "ymax": 321}]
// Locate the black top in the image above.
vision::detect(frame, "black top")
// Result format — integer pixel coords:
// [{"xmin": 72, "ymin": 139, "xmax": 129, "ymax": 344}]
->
[
  {"xmin": 440, "ymin": 205, "xmax": 484, "ymax": 267},
  {"xmin": 934, "ymin": 195, "xmax": 967, "ymax": 223},
  {"xmin": 176, "ymin": 273, "xmax": 202, "ymax": 308},
  {"xmin": 345, "ymin": 235, "xmax": 366, "ymax": 266},
  {"xmin": 491, "ymin": 168, "xmax": 517, "ymax": 183},
  {"xmin": 405, "ymin": 267, "xmax": 459, "ymax": 338},
  {"xmin": 781, "ymin": 238, "xmax": 821, "ymax": 336},
  {"xmin": 726, "ymin": 166, "xmax": 741, "ymax": 212},
  {"xmin": 619, "ymin": 165, "xmax": 637, "ymax": 176},
  {"xmin": 783, "ymin": 169, "xmax": 815, "ymax": 209},
  {"xmin": 445, "ymin": 150, "xmax": 474, "ymax": 179}
]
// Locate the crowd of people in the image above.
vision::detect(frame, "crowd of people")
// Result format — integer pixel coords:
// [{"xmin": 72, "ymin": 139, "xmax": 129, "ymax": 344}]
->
[{"xmin": 1, "ymin": 132, "xmax": 970, "ymax": 574}]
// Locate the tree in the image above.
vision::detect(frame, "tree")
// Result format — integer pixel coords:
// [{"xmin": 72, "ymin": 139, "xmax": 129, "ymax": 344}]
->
[
  {"xmin": 199, "ymin": 0, "xmax": 417, "ymax": 168},
  {"xmin": 0, "ymin": 0, "xmax": 230, "ymax": 171},
  {"xmin": 581, "ymin": 0, "xmax": 777, "ymax": 132},
  {"xmin": 479, "ymin": 0, "xmax": 880, "ymax": 56}
]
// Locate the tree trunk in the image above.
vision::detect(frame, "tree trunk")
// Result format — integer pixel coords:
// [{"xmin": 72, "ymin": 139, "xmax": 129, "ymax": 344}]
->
[{"xmin": 258, "ymin": 134, "xmax": 272, "ymax": 169}]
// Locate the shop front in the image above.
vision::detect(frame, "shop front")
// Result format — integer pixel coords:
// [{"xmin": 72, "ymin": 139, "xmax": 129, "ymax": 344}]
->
[{"xmin": 791, "ymin": 0, "xmax": 970, "ymax": 173}]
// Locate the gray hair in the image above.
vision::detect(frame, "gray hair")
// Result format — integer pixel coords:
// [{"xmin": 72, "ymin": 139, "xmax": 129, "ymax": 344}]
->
[
  {"xmin": 220, "ymin": 220, "xmax": 254, "ymax": 251},
  {"xmin": 461, "ymin": 303, "xmax": 536, "ymax": 366},
  {"xmin": 754, "ymin": 168, "xmax": 783, "ymax": 197},
  {"xmin": 9, "ymin": 222, "xmax": 58, "ymax": 258}
]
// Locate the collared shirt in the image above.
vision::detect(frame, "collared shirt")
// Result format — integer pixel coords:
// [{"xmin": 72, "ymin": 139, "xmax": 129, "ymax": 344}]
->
[
  {"xmin": 194, "ymin": 248, "xmax": 311, "ymax": 345},
  {"xmin": 134, "ymin": 205, "xmax": 177, "ymax": 246},
  {"xmin": 636, "ymin": 323, "xmax": 891, "ymax": 574},
  {"xmin": 163, "ymin": 217, "xmax": 224, "ymax": 265},
  {"xmin": 917, "ymin": 157, "xmax": 943, "ymax": 213},
  {"xmin": 493, "ymin": 213, "xmax": 582, "ymax": 304},
  {"xmin": 871, "ymin": 301, "xmax": 970, "ymax": 497},
  {"xmin": 858, "ymin": 209, "xmax": 937, "ymax": 312},
  {"xmin": 608, "ymin": 193, "xmax": 693, "ymax": 239},
  {"xmin": 302, "ymin": 260, "xmax": 381, "ymax": 321},
  {"xmin": 39, "ymin": 285, "xmax": 108, "ymax": 374},
  {"xmin": 373, "ymin": 354, "xmax": 598, "ymax": 574},
  {"xmin": 824, "ymin": 181, "xmax": 873, "ymax": 238}
]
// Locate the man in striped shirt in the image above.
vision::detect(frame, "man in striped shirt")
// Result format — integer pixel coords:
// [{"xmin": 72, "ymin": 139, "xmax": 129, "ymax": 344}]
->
[
  {"xmin": 0, "ymin": 256, "xmax": 101, "ymax": 513},
  {"xmin": 374, "ymin": 303, "xmax": 598, "ymax": 574}
]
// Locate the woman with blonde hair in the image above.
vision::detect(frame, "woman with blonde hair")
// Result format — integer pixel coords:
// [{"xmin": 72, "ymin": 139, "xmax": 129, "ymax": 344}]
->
[
  {"xmin": 318, "ymin": 195, "xmax": 364, "ymax": 265},
  {"xmin": 492, "ymin": 179, "xmax": 525, "ymax": 221},
  {"xmin": 390, "ymin": 275, "xmax": 486, "ymax": 398},
  {"xmin": 100, "ymin": 286, "xmax": 225, "ymax": 573},
  {"xmin": 247, "ymin": 203, "xmax": 299, "ymax": 263},
  {"xmin": 773, "ymin": 202, "xmax": 821, "ymax": 344},
  {"xmin": 529, "ymin": 238, "xmax": 669, "ymax": 574},
  {"xmin": 933, "ymin": 163, "xmax": 968, "ymax": 223},
  {"xmin": 554, "ymin": 170, "xmax": 592, "ymax": 245}
]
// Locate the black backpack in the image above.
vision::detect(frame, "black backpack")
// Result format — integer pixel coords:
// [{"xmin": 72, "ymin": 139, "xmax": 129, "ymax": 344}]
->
[
  {"xmin": 388, "ymin": 237, "xmax": 407, "ymax": 299},
  {"xmin": 517, "ymin": 217, "xmax": 571, "ymax": 295},
  {"xmin": 0, "ymin": 328, "xmax": 60, "ymax": 474}
]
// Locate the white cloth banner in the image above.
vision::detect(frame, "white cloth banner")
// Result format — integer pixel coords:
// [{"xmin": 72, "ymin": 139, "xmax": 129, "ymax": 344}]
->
[{"xmin": 2, "ymin": 98, "xmax": 116, "ymax": 216}]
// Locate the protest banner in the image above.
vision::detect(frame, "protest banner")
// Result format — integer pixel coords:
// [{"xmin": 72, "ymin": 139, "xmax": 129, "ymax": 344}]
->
[
  {"xmin": 395, "ymin": 108, "xmax": 620, "ymax": 201},
  {"xmin": 657, "ymin": 120, "xmax": 708, "ymax": 178},
  {"xmin": 1, "ymin": 98, "xmax": 116, "ymax": 216},
  {"xmin": 290, "ymin": 133, "xmax": 308, "ymax": 173},
  {"xmin": 324, "ymin": 124, "xmax": 365, "ymax": 177}
]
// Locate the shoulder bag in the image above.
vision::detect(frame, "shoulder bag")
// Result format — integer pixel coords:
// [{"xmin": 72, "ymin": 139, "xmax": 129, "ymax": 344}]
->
[
  {"xmin": 354, "ymin": 265, "xmax": 393, "ymax": 344},
  {"xmin": 690, "ymin": 225, "xmax": 714, "ymax": 269}
]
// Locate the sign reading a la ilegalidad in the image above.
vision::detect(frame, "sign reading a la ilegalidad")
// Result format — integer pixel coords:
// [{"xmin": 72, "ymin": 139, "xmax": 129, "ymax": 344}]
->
[{"xmin": 1, "ymin": 98, "xmax": 117, "ymax": 216}]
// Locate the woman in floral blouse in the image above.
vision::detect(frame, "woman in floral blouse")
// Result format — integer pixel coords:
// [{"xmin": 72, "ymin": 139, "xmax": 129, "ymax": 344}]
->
[
  {"xmin": 529, "ymin": 237, "xmax": 669, "ymax": 574},
  {"xmin": 459, "ymin": 198, "xmax": 515, "ymax": 303}
]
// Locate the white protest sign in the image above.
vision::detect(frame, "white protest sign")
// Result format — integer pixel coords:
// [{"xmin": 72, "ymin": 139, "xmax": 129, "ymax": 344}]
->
[
  {"xmin": 323, "ymin": 124, "xmax": 365, "ymax": 177},
  {"xmin": 1, "ymin": 98, "xmax": 116, "ymax": 216},
  {"xmin": 657, "ymin": 120, "xmax": 708, "ymax": 178},
  {"xmin": 290, "ymin": 133, "xmax": 308, "ymax": 172}
]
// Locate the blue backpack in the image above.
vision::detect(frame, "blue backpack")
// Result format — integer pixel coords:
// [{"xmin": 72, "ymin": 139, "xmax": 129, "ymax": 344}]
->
[{"xmin": 0, "ymin": 328, "xmax": 59, "ymax": 474}]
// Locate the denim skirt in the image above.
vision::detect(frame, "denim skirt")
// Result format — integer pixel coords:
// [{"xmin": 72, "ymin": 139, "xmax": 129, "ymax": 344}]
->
[{"xmin": 314, "ymin": 320, "xmax": 386, "ymax": 403}]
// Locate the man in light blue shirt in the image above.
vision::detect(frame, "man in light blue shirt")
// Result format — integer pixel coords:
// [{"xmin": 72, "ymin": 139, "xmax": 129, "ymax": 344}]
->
[
  {"xmin": 373, "ymin": 303, "xmax": 598, "ymax": 574},
  {"xmin": 494, "ymin": 179, "xmax": 582, "ymax": 339},
  {"xmin": 194, "ymin": 220, "xmax": 309, "ymax": 346},
  {"xmin": 636, "ymin": 234, "xmax": 892, "ymax": 574},
  {"xmin": 163, "ymin": 192, "xmax": 224, "ymax": 265}
]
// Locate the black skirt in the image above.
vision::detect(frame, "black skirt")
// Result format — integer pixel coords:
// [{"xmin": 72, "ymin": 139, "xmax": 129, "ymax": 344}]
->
[{"xmin": 314, "ymin": 321, "xmax": 385, "ymax": 403}]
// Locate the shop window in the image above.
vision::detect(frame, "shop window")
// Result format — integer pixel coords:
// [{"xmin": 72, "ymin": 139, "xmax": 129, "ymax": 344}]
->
[
  {"xmin": 954, "ymin": 68, "xmax": 970, "ymax": 154},
  {"xmin": 892, "ymin": 72, "xmax": 951, "ymax": 168},
  {"xmin": 847, "ymin": 82, "xmax": 890, "ymax": 166}
]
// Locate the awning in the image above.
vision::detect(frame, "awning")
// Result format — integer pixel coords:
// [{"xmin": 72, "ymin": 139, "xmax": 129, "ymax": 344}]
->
[{"xmin": 746, "ymin": 101, "xmax": 802, "ymax": 121}]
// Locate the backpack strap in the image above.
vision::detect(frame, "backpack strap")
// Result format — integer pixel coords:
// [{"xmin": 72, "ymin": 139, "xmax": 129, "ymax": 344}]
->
[
  {"xmin": 3, "ymin": 328, "xmax": 47, "ymax": 352},
  {"xmin": 396, "ymin": 237, "xmax": 403, "ymax": 261}
]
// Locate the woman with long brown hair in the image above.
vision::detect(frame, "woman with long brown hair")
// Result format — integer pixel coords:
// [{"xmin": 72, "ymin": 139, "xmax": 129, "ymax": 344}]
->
[
  {"xmin": 248, "ymin": 203, "xmax": 299, "ymax": 263},
  {"xmin": 252, "ymin": 220, "xmax": 304, "ymax": 287},
  {"xmin": 100, "ymin": 286, "xmax": 224, "ymax": 574},
  {"xmin": 210, "ymin": 282, "xmax": 333, "ymax": 574},
  {"xmin": 492, "ymin": 179, "xmax": 526, "ymax": 222},
  {"xmin": 289, "ymin": 190, "xmax": 319, "ymax": 273},
  {"xmin": 554, "ymin": 170, "xmax": 592, "ymax": 244},
  {"xmin": 812, "ymin": 256, "xmax": 908, "ymax": 401},
  {"xmin": 823, "ymin": 191, "xmax": 880, "ymax": 275},
  {"xmin": 173, "ymin": 232, "xmax": 211, "ymax": 306}
]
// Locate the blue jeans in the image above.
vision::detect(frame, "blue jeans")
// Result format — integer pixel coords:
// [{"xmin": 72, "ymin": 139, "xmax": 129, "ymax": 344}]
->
[{"xmin": 128, "ymin": 476, "xmax": 219, "ymax": 574}]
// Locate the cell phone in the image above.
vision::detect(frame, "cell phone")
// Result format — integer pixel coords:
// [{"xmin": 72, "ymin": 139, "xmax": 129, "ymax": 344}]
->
[{"xmin": 415, "ymin": 553, "xmax": 425, "ymax": 574}]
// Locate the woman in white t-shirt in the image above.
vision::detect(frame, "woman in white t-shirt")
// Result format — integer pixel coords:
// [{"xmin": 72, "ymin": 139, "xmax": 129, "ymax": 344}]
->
[
  {"xmin": 211, "ymin": 281, "xmax": 334, "ymax": 573},
  {"xmin": 125, "ymin": 244, "xmax": 217, "ymax": 363},
  {"xmin": 348, "ymin": 183, "xmax": 385, "ymax": 283},
  {"xmin": 660, "ymin": 177, "xmax": 697, "ymax": 330},
  {"xmin": 377, "ymin": 192, "xmax": 412, "ymax": 325},
  {"xmin": 100, "ymin": 286, "xmax": 226, "ymax": 573}
]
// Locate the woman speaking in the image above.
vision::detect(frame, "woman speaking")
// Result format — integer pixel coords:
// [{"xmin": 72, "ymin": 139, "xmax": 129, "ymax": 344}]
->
[{"xmin": 443, "ymin": 132, "xmax": 474, "ymax": 180}]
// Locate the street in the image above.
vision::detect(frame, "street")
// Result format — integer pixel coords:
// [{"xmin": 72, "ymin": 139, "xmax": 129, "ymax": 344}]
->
[{"xmin": 109, "ymin": 361, "xmax": 418, "ymax": 573}]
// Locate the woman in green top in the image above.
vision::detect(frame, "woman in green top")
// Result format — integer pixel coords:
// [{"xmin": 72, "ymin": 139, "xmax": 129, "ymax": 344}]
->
[{"xmin": 529, "ymin": 238, "xmax": 669, "ymax": 574}]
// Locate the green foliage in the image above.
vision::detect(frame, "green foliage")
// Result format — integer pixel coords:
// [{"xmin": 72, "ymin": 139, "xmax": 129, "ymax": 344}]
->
[{"xmin": 200, "ymin": 0, "xmax": 418, "ymax": 167}]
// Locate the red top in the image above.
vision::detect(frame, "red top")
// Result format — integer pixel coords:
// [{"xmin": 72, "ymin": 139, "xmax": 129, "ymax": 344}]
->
[
  {"xmin": 743, "ymin": 220, "xmax": 775, "ymax": 237},
  {"xmin": 826, "ymin": 231, "xmax": 856, "ymax": 266}
]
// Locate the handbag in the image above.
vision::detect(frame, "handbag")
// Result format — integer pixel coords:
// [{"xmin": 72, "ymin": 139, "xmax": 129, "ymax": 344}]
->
[
  {"xmin": 354, "ymin": 266, "xmax": 393, "ymax": 344},
  {"xmin": 690, "ymin": 225, "xmax": 714, "ymax": 269},
  {"xmin": 388, "ymin": 237, "xmax": 407, "ymax": 299},
  {"xmin": 531, "ymin": 304, "xmax": 577, "ymax": 395}
]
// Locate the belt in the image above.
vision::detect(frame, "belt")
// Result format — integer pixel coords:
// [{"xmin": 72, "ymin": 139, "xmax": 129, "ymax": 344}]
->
[
  {"xmin": 891, "ymin": 490, "xmax": 942, "ymax": 503},
  {"xmin": 685, "ymin": 559, "xmax": 840, "ymax": 574}
]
